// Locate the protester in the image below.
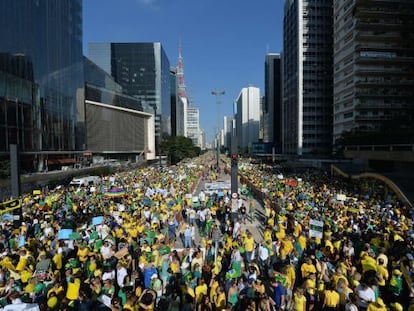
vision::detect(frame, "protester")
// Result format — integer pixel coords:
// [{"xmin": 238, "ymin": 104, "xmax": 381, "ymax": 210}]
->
[{"xmin": 0, "ymin": 154, "xmax": 412, "ymax": 311}]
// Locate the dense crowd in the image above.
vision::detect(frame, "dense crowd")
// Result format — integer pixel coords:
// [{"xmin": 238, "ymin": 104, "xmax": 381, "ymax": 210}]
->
[{"xmin": 0, "ymin": 155, "xmax": 412, "ymax": 311}]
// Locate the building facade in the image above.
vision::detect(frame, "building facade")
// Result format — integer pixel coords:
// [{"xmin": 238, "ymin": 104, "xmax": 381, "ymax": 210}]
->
[
  {"xmin": 236, "ymin": 86, "xmax": 261, "ymax": 153},
  {"xmin": 283, "ymin": 0, "xmax": 333, "ymax": 155},
  {"xmin": 186, "ymin": 106, "xmax": 201, "ymax": 148},
  {"xmin": 88, "ymin": 42, "xmax": 171, "ymax": 147},
  {"xmin": 83, "ymin": 57, "xmax": 155, "ymax": 160},
  {"xmin": 333, "ymin": 0, "xmax": 414, "ymax": 145},
  {"xmin": 0, "ymin": 0, "xmax": 84, "ymax": 171},
  {"xmin": 0, "ymin": 0, "xmax": 84, "ymax": 152},
  {"xmin": 263, "ymin": 53, "xmax": 282, "ymax": 152}
]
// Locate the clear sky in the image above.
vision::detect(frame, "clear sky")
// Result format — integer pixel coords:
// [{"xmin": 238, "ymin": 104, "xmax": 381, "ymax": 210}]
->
[{"xmin": 83, "ymin": 0, "xmax": 284, "ymax": 143}]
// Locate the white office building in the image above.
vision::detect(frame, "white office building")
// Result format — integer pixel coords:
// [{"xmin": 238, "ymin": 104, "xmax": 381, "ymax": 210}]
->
[
  {"xmin": 236, "ymin": 86, "xmax": 261, "ymax": 153},
  {"xmin": 186, "ymin": 106, "xmax": 201, "ymax": 148}
]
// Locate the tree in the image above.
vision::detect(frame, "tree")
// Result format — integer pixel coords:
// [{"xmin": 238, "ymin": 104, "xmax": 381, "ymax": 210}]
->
[
  {"xmin": 0, "ymin": 160, "xmax": 10, "ymax": 179},
  {"xmin": 160, "ymin": 136, "xmax": 201, "ymax": 165}
]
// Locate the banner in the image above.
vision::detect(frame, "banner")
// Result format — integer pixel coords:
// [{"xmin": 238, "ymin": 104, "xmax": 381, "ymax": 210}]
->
[
  {"xmin": 0, "ymin": 199, "xmax": 21, "ymax": 214},
  {"xmin": 309, "ymin": 219, "xmax": 324, "ymax": 239},
  {"xmin": 104, "ymin": 188, "xmax": 125, "ymax": 198},
  {"xmin": 285, "ymin": 179, "xmax": 298, "ymax": 187},
  {"xmin": 336, "ymin": 194, "xmax": 346, "ymax": 201}
]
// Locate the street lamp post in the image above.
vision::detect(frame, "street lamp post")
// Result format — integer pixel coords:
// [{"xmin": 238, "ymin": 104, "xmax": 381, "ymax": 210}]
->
[
  {"xmin": 211, "ymin": 90, "xmax": 225, "ymax": 169},
  {"xmin": 231, "ymin": 101, "xmax": 238, "ymax": 195}
]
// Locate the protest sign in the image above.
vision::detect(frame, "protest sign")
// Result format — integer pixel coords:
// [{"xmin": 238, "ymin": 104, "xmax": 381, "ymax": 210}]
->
[{"xmin": 309, "ymin": 219, "xmax": 324, "ymax": 239}]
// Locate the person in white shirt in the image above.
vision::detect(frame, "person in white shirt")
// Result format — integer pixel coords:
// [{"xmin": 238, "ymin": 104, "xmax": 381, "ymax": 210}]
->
[
  {"xmin": 102, "ymin": 266, "xmax": 115, "ymax": 281},
  {"xmin": 233, "ymin": 220, "xmax": 241, "ymax": 239},
  {"xmin": 355, "ymin": 283, "xmax": 375, "ymax": 310},
  {"xmin": 343, "ymin": 241, "xmax": 355, "ymax": 258},
  {"xmin": 258, "ymin": 243, "xmax": 269, "ymax": 274},
  {"xmin": 116, "ymin": 262, "xmax": 128, "ymax": 288},
  {"xmin": 100, "ymin": 240, "xmax": 114, "ymax": 260}
]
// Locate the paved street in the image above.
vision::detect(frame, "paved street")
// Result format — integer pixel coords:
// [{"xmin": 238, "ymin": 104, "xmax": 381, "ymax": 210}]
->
[{"xmin": 174, "ymin": 167, "xmax": 265, "ymax": 248}]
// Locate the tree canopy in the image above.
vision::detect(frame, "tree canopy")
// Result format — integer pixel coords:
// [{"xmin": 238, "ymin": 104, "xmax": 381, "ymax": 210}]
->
[{"xmin": 160, "ymin": 136, "xmax": 201, "ymax": 165}]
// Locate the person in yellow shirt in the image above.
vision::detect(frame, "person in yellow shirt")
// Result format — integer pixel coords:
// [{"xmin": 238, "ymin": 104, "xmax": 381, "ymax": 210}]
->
[
  {"xmin": 209, "ymin": 275, "xmax": 219, "ymax": 302},
  {"xmin": 77, "ymin": 243, "xmax": 89, "ymax": 264},
  {"xmin": 322, "ymin": 283, "xmax": 340, "ymax": 311},
  {"xmin": 305, "ymin": 273, "xmax": 317, "ymax": 311},
  {"xmin": 195, "ymin": 278, "xmax": 208, "ymax": 304},
  {"xmin": 298, "ymin": 233, "xmax": 307, "ymax": 252},
  {"xmin": 301, "ymin": 257, "xmax": 317, "ymax": 279},
  {"xmin": 376, "ymin": 258, "xmax": 389, "ymax": 292},
  {"xmin": 243, "ymin": 231, "xmax": 255, "ymax": 264},
  {"xmin": 331, "ymin": 267, "xmax": 348, "ymax": 288},
  {"xmin": 293, "ymin": 287, "xmax": 307, "ymax": 311},
  {"xmin": 214, "ymin": 286, "xmax": 226, "ymax": 310},
  {"xmin": 367, "ymin": 298, "xmax": 387, "ymax": 311},
  {"xmin": 263, "ymin": 227, "xmax": 272, "ymax": 242}
]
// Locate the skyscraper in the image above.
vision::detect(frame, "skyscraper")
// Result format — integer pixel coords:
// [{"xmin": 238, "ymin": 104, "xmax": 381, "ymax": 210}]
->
[
  {"xmin": 170, "ymin": 67, "xmax": 178, "ymax": 137},
  {"xmin": 186, "ymin": 106, "xmax": 201, "ymax": 148},
  {"xmin": 263, "ymin": 53, "xmax": 282, "ymax": 151},
  {"xmin": 0, "ymin": 0, "xmax": 84, "ymax": 155},
  {"xmin": 176, "ymin": 44, "xmax": 189, "ymax": 138},
  {"xmin": 283, "ymin": 0, "xmax": 333, "ymax": 155},
  {"xmin": 236, "ymin": 86, "xmax": 261, "ymax": 153},
  {"xmin": 88, "ymin": 42, "xmax": 171, "ymax": 143},
  {"xmin": 333, "ymin": 0, "xmax": 414, "ymax": 145}
]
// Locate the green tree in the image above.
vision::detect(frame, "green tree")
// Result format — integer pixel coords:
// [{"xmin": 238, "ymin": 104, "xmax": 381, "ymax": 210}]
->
[
  {"xmin": 0, "ymin": 160, "xmax": 10, "ymax": 179},
  {"xmin": 160, "ymin": 136, "xmax": 201, "ymax": 165}
]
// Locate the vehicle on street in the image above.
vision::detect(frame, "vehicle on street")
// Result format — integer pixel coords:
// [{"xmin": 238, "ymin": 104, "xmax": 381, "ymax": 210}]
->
[{"xmin": 69, "ymin": 176, "xmax": 101, "ymax": 189}]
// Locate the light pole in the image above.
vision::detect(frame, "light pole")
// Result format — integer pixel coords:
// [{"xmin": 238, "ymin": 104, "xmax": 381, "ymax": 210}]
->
[
  {"xmin": 211, "ymin": 90, "xmax": 225, "ymax": 169},
  {"xmin": 231, "ymin": 101, "xmax": 238, "ymax": 195}
]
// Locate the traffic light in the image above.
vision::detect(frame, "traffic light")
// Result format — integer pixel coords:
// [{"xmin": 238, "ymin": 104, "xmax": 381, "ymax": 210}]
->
[{"xmin": 231, "ymin": 153, "xmax": 237, "ymax": 165}]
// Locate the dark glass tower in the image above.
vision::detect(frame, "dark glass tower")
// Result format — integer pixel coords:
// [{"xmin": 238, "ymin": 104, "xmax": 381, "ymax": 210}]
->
[
  {"xmin": 0, "ymin": 0, "xmax": 84, "ymax": 152},
  {"xmin": 88, "ymin": 42, "xmax": 171, "ymax": 145}
]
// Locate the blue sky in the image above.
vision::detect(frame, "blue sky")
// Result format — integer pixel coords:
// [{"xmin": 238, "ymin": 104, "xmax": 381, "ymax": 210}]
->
[{"xmin": 83, "ymin": 0, "xmax": 284, "ymax": 143}]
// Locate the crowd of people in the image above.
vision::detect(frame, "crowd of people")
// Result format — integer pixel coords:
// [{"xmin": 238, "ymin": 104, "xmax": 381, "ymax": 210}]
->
[{"xmin": 0, "ymin": 154, "xmax": 411, "ymax": 311}]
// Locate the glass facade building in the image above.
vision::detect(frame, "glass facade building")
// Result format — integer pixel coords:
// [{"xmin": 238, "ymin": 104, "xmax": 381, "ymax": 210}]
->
[
  {"xmin": 0, "ymin": 54, "xmax": 40, "ymax": 153},
  {"xmin": 88, "ymin": 42, "xmax": 171, "ymax": 145},
  {"xmin": 0, "ymin": 0, "xmax": 84, "ymax": 153}
]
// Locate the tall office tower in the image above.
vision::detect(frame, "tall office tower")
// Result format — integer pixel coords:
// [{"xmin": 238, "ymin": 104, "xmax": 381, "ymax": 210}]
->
[
  {"xmin": 176, "ymin": 44, "xmax": 189, "ymax": 137},
  {"xmin": 236, "ymin": 86, "xmax": 261, "ymax": 153},
  {"xmin": 264, "ymin": 53, "xmax": 282, "ymax": 152},
  {"xmin": 88, "ymin": 42, "xmax": 171, "ymax": 145},
  {"xmin": 283, "ymin": 0, "xmax": 333, "ymax": 155},
  {"xmin": 0, "ymin": 0, "xmax": 84, "ymax": 160},
  {"xmin": 186, "ymin": 106, "xmax": 201, "ymax": 147},
  {"xmin": 333, "ymin": 0, "xmax": 414, "ymax": 145},
  {"xmin": 170, "ymin": 68, "xmax": 178, "ymax": 137}
]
